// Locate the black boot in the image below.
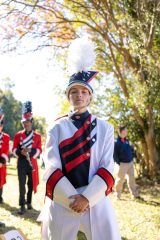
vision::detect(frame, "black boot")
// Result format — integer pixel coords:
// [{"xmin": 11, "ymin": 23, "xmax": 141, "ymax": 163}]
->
[
  {"xmin": 18, "ymin": 205, "xmax": 26, "ymax": 215},
  {"xmin": 0, "ymin": 188, "xmax": 4, "ymax": 204},
  {"xmin": 27, "ymin": 203, "xmax": 33, "ymax": 210},
  {"xmin": 0, "ymin": 221, "xmax": 5, "ymax": 227}
]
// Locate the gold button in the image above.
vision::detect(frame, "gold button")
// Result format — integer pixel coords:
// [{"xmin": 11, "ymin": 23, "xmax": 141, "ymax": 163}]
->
[
  {"xmin": 86, "ymin": 121, "xmax": 90, "ymax": 125},
  {"xmin": 87, "ymin": 137, "xmax": 90, "ymax": 140},
  {"xmin": 86, "ymin": 153, "xmax": 90, "ymax": 157}
]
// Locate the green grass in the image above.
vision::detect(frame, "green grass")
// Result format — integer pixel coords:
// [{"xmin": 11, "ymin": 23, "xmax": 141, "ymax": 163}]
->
[{"xmin": 0, "ymin": 159, "xmax": 160, "ymax": 240}]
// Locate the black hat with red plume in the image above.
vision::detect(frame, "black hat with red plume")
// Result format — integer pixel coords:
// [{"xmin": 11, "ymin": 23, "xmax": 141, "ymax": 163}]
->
[{"xmin": 21, "ymin": 101, "xmax": 33, "ymax": 122}]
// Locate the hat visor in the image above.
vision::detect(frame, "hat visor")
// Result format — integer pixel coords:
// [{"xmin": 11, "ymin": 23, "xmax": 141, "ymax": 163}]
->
[
  {"xmin": 21, "ymin": 117, "xmax": 33, "ymax": 123},
  {"xmin": 65, "ymin": 82, "xmax": 93, "ymax": 100}
]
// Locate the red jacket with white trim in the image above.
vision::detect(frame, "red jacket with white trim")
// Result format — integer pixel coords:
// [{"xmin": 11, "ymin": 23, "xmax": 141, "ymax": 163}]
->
[{"xmin": 12, "ymin": 130, "xmax": 42, "ymax": 193}]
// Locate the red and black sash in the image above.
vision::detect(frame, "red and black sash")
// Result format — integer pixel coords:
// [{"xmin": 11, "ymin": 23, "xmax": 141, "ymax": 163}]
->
[
  {"xmin": 20, "ymin": 131, "xmax": 34, "ymax": 149},
  {"xmin": 59, "ymin": 115, "xmax": 97, "ymax": 188}
]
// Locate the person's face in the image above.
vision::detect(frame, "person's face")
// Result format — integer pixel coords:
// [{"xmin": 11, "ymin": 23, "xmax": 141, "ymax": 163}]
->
[
  {"xmin": 120, "ymin": 128, "xmax": 128, "ymax": 138},
  {"xmin": 22, "ymin": 120, "xmax": 32, "ymax": 132},
  {"xmin": 69, "ymin": 86, "xmax": 91, "ymax": 111},
  {"xmin": 0, "ymin": 125, "xmax": 3, "ymax": 132}
]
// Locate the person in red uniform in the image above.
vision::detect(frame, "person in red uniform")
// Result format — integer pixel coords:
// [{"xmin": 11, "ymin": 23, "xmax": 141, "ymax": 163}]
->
[
  {"xmin": 12, "ymin": 101, "xmax": 42, "ymax": 215},
  {"xmin": 0, "ymin": 107, "xmax": 10, "ymax": 204}
]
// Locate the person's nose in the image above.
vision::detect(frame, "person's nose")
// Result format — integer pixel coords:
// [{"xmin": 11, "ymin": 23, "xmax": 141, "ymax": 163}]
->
[{"xmin": 77, "ymin": 91, "xmax": 82, "ymax": 98}]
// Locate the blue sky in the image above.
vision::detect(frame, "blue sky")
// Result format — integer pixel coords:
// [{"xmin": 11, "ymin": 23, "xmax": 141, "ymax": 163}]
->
[{"xmin": 0, "ymin": 49, "xmax": 68, "ymax": 124}]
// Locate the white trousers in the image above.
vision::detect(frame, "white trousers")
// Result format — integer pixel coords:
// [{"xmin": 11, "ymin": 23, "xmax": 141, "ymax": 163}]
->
[
  {"xmin": 41, "ymin": 197, "xmax": 121, "ymax": 240},
  {"xmin": 42, "ymin": 202, "xmax": 91, "ymax": 240}
]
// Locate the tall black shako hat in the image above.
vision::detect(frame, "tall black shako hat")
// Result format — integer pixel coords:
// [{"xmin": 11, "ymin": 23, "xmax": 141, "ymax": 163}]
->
[
  {"xmin": 0, "ymin": 107, "xmax": 4, "ymax": 125},
  {"xmin": 65, "ymin": 37, "xmax": 98, "ymax": 99},
  {"xmin": 21, "ymin": 101, "xmax": 33, "ymax": 122}
]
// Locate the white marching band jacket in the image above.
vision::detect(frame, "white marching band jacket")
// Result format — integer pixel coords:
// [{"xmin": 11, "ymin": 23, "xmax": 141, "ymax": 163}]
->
[
  {"xmin": 44, "ymin": 114, "xmax": 114, "ymax": 206},
  {"xmin": 38, "ymin": 114, "xmax": 121, "ymax": 240}
]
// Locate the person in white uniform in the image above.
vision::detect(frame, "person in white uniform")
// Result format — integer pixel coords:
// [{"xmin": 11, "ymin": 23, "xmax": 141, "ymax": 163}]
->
[{"xmin": 38, "ymin": 38, "xmax": 121, "ymax": 240}]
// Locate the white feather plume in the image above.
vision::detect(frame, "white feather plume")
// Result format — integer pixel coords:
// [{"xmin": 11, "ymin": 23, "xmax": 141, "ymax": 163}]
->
[{"xmin": 68, "ymin": 37, "xmax": 96, "ymax": 74}]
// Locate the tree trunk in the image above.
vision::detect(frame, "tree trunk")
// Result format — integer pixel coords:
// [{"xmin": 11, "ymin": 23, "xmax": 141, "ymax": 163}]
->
[
  {"xmin": 140, "ymin": 139, "xmax": 150, "ymax": 175},
  {"xmin": 144, "ymin": 127, "xmax": 159, "ymax": 177}
]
